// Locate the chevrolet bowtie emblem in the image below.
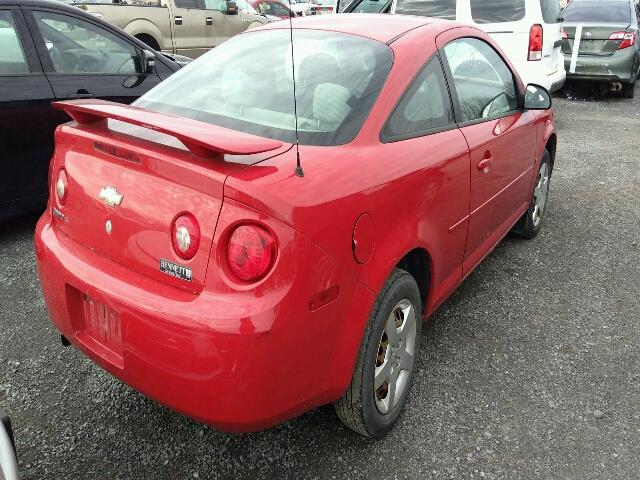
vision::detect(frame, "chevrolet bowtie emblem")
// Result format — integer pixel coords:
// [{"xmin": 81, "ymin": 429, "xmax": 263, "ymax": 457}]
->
[{"xmin": 99, "ymin": 187, "xmax": 124, "ymax": 207}]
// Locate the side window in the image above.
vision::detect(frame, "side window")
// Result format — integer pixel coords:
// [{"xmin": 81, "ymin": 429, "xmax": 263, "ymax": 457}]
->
[
  {"xmin": 272, "ymin": 2, "xmax": 292, "ymax": 15},
  {"xmin": 33, "ymin": 11, "xmax": 140, "ymax": 75},
  {"xmin": 0, "ymin": 11, "xmax": 29, "ymax": 74},
  {"xmin": 176, "ymin": 0, "xmax": 204, "ymax": 8},
  {"xmin": 539, "ymin": 0, "xmax": 561, "ymax": 23},
  {"xmin": 470, "ymin": 0, "xmax": 525, "ymax": 24},
  {"xmin": 394, "ymin": 0, "xmax": 456, "ymax": 19},
  {"xmin": 349, "ymin": 0, "xmax": 389, "ymax": 13},
  {"xmin": 443, "ymin": 38, "xmax": 519, "ymax": 123},
  {"xmin": 383, "ymin": 57, "xmax": 454, "ymax": 141}
]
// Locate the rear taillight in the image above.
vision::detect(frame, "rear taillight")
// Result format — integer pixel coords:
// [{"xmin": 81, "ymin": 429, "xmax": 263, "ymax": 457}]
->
[
  {"xmin": 528, "ymin": 24, "xmax": 543, "ymax": 61},
  {"xmin": 171, "ymin": 214, "xmax": 200, "ymax": 260},
  {"xmin": 227, "ymin": 224, "xmax": 276, "ymax": 281},
  {"xmin": 609, "ymin": 31, "xmax": 637, "ymax": 50},
  {"xmin": 56, "ymin": 169, "xmax": 68, "ymax": 205}
]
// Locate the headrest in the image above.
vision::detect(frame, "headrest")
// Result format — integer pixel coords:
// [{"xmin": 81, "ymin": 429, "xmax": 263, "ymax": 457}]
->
[{"xmin": 313, "ymin": 83, "xmax": 351, "ymax": 127}]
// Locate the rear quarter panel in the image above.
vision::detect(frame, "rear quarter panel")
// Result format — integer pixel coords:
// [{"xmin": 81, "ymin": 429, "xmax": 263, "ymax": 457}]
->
[{"xmin": 226, "ymin": 24, "xmax": 471, "ymax": 315}]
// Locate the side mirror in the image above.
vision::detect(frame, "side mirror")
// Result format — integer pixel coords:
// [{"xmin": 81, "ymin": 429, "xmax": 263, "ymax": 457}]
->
[
  {"xmin": 524, "ymin": 84, "xmax": 552, "ymax": 110},
  {"xmin": 226, "ymin": 1, "xmax": 238, "ymax": 14},
  {"xmin": 141, "ymin": 49, "xmax": 156, "ymax": 74}
]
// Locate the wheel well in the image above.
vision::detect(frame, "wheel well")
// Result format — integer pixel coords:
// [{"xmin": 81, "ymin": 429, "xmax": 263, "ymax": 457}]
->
[
  {"xmin": 397, "ymin": 248, "xmax": 431, "ymax": 313},
  {"xmin": 545, "ymin": 134, "xmax": 557, "ymax": 174},
  {"xmin": 135, "ymin": 34, "xmax": 160, "ymax": 51}
]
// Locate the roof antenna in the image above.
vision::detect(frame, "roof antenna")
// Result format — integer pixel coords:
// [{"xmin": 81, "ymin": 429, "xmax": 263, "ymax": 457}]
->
[{"xmin": 287, "ymin": 0, "xmax": 304, "ymax": 178}]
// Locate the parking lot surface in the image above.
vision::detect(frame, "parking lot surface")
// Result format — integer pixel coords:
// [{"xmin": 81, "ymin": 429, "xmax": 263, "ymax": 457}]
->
[{"xmin": 1, "ymin": 84, "xmax": 639, "ymax": 480}]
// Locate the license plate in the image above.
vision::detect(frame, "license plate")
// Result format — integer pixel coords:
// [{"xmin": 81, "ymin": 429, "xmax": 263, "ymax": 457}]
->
[
  {"xmin": 580, "ymin": 40, "xmax": 601, "ymax": 52},
  {"xmin": 82, "ymin": 294, "xmax": 122, "ymax": 353}
]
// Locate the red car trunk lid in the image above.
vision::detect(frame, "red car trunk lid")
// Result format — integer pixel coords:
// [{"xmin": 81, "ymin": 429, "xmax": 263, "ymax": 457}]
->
[{"xmin": 50, "ymin": 100, "xmax": 286, "ymax": 293}]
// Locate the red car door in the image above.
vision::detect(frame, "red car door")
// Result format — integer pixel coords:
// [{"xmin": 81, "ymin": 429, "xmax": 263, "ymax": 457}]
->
[
  {"xmin": 438, "ymin": 33, "xmax": 536, "ymax": 276},
  {"xmin": 376, "ymin": 55, "xmax": 471, "ymax": 312}
]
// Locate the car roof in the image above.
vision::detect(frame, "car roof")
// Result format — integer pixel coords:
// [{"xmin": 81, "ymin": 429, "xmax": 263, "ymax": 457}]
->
[{"xmin": 256, "ymin": 13, "xmax": 441, "ymax": 44}]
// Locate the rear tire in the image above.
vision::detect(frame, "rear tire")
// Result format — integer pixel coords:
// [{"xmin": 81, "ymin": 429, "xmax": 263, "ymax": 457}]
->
[
  {"xmin": 622, "ymin": 80, "xmax": 636, "ymax": 99},
  {"xmin": 512, "ymin": 150, "xmax": 551, "ymax": 240},
  {"xmin": 334, "ymin": 269, "xmax": 422, "ymax": 438}
]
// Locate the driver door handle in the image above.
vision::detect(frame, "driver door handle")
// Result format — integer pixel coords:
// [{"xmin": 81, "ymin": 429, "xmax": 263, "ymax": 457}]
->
[
  {"xmin": 66, "ymin": 92, "xmax": 95, "ymax": 99},
  {"xmin": 206, "ymin": 16, "xmax": 213, "ymax": 25},
  {"xmin": 477, "ymin": 155, "xmax": 493, "ymax": 171}
]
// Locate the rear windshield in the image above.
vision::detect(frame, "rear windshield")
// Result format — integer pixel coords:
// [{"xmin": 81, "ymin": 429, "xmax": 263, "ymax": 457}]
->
[
  {"xmin": 394, "ymin": 0, "xmax": 456, "ymax": 19},
  {"xmin": 136, "ymin": 30, "xmax": 393, "ymax": 146},
  {"xmin": 470, "ymin": 0, "xmax": 526, "ymax": 24},
  {"xmin": 539, "ymin": 0, "xmax": 561, "ymax": 23},
  {"xmin": 562, "ymin": 2, "xmax": 631, "ymax": 23}
]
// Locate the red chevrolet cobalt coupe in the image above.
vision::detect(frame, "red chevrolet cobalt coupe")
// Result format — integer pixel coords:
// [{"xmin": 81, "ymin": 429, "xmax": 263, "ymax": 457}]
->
[{"xmin": 36, "ymin": 14, "xmax": 556, "ymax": 438}]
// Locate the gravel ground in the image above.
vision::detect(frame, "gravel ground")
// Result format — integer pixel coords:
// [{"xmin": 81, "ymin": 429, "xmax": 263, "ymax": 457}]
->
[{"xmin": 1, "ymin": 83, "xmax": 639, "ymax": 480}]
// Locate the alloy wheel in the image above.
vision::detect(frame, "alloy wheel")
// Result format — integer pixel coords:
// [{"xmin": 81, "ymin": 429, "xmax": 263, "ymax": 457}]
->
[
  {"xmin": 532, "ymin": 162, "xmax": 550, "ymax": 228},
  {"xmin": 374, "ymin": 299, "xmax": 417, "ymax": 414}
]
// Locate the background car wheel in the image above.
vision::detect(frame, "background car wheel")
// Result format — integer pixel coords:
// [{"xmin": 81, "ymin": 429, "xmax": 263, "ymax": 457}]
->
[
  {"xmin": 334, "ymin": 269, "xmax": 422, "ymax": 438},
  {"xmin": 622, "ymin": 81, "xmax": 635, "ymax": 99},
  {"xmin": 513, "ymin": 150, "xmax": 551, "ymax": 239},
  {"xmin": 135, "ymin": 34, "xmax": 160, "ymax": 52}
]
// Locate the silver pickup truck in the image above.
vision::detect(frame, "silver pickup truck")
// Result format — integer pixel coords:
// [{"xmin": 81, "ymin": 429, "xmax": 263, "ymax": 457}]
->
[{"xmin": 70, "ymin": 0, "xmax": 269, "ymax": 58}]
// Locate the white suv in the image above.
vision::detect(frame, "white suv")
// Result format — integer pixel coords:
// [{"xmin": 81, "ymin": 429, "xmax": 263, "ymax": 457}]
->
[{"xmin": 341, "ymin": 0, "xmax": 567, "ymax": 92}]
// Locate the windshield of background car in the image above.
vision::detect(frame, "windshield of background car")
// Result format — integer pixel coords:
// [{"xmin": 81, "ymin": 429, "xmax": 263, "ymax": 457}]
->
[
  {"xmin": 394, "ymin": 0, "xmax": 456, "ymax": 19},
  {"xmin": 136, "ymin": 30, "xmax": 393, "ymax": 146},
  {"xmin": 562, "ymin": 2, "xmax": 631, "ymax": 23}
]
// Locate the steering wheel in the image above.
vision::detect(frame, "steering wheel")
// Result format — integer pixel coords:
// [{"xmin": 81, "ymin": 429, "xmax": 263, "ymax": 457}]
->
[
  {"xmin": 453, "ymin": 59, "xmax": 495, "ymax": 79},
  {"xmin": 116, "ymin": 56, "xmax": 137, "ymax": 75},
  {"xmin": 75, "ymin": 54, "xmax": 100, "ymax": 73}
]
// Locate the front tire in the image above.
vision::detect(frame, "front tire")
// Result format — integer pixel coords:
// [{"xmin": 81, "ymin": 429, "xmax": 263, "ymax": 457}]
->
[
  {"xmin": 513, "ymin": 150, "xmax": 551, "ymax": 239},
  {"xmin": 335, "ymin": 269, "xmax": 422, "ymax": 438}
]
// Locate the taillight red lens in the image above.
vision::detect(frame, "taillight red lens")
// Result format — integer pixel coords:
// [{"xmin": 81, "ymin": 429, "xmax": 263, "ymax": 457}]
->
[
  {"xmin": 171, "ymin": 214, "xmax": 200, "ymax": 260},
  {"xmin": 227, "ymin": 224, "xmax": 276, "ymax": 281},
  {"xmin": 528, "ymin": 24, "xmax": 543, "ymax": 61},
  {"xmin": 609, "ymin": 31, "xmax": 637, "ymax": 50},
  {"xmin": 56, "ymin": 169, "xmax": 68, "ymax": 205}
]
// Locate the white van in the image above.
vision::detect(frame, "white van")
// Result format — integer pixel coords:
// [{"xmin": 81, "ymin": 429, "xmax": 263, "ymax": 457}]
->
[{"xmin": 341, "ymin": 0, "xmax": 567, "ymax": 92}]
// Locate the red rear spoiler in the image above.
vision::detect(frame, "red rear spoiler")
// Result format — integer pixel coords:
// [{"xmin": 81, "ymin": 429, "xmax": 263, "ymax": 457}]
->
[{"xmin": 53, "ymin": 99, "xmax": 283, "ymax": 157}]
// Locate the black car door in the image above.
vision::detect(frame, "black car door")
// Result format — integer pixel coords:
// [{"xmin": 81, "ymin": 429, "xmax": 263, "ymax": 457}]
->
[
  {"xmin": 0, "ymin": 6, "xmax": 58, "ymax": 217},
  {"xmin": 22, "ymin": 7, "xmax": 164, "ymax": 109}
]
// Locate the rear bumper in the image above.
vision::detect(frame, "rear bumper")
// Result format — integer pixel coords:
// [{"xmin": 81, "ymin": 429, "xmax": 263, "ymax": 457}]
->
[
  {"xmin": 563, "ymin": 50, "xmax": 638, "ymax": 83},
  {"xmin": 35, "ymin": 210, "xmax": 374, "ymax": 432},
  {"xmin": 514, "ymin": 60, "xmax": 566, "ymax": 93}
]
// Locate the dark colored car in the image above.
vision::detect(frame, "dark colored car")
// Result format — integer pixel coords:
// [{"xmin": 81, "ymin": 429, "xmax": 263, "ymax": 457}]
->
[
  {"xmin": 0, "ymin": 0, "xmax": 181, "ymax": 221},
  {"xmin": 561, "ymin": 0, "xmax": 640, "ymax": 97}
]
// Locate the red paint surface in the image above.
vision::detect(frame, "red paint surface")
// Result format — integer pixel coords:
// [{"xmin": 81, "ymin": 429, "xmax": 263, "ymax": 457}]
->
[{"xmin": 35, "ymin": 17, "xmax": 555, "ymax": 432}]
